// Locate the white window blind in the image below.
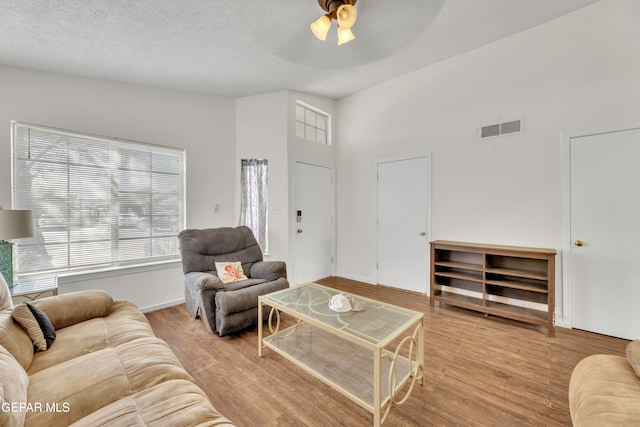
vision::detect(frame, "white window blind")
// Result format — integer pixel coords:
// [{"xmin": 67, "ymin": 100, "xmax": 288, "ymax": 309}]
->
[{"xmin": 11, "ymin": 122, "xmax": 185, "ymax": 276}]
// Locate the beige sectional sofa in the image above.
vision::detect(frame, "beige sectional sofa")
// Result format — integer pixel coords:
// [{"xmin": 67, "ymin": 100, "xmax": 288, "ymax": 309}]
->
[
  {"xmin": 0, "ymin": 275, "xmax": 234, "ymax": 426},
  {"xmin": 569, "ymin": 341, "xmax": 640, "ymax": 426}
]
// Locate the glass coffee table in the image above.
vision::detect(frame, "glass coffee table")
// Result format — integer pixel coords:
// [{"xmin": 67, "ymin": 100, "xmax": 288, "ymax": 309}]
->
[{"xmin": 258, "ymin": 282, "xmax": 424, "ymax": 426}]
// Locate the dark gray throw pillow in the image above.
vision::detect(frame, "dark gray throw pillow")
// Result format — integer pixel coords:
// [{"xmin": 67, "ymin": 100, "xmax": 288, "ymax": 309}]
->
[{"xmin": 11, "ymin": 302, "xmax": 56, "ymax": 351}]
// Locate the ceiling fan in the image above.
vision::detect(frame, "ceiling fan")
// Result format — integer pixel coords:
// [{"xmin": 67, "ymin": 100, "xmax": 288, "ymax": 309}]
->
[{"xmin": 310, "ymin": 0, "xmax": 358, "ymax": 46}]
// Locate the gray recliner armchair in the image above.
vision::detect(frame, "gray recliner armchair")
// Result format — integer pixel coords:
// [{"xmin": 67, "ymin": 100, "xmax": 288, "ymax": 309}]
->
[{"xmin": 178, "ymin": 226, "xmax": 289, "ymax": 336}]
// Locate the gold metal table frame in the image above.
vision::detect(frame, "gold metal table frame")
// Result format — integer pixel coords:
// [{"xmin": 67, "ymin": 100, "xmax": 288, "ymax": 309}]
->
[{"xmin": 258, "ymin": 283, "xmax": 424, "ymax": 426}]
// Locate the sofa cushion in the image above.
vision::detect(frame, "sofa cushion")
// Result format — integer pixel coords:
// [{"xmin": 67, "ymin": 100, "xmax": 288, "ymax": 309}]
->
[
  {"xmin": 68, "ymin": 380, "xmax": 234, "ymax": 427},
  {"xmin": 12, "ymin": 303, "xmax": 56, "ymax": 351},
  {"xmin": 27, "ymin": 300, "xmax": 156, "ymax": 375},
  {"xmin": 28, "ymin": 317, "xmax": 110, "ymax": 374},
  {"xmin": 215, "ymin": 278, "xmax": 287, "ymax": 323},
  {"xmin": 26, "ymin": 347, "xmax": 135, "ymax": 426},
  {"xmin": 626, "ymin": 340, "xmax": 640, "ymax": 378},
  {"xmin": 215, "ymin": 280, "xmax": 269, "ymax": 314},
  {"xmin": 32, "ymin": 290, "xmax": 113, "ymax": 330},
  {"xmin": 221, "ymin": 278, "xmax": 267, "ymax": 293},
  {"xmin": 0, "ymin": 344, "xmax": 29, "ymax": 427},
  {"xmin": 109, "ymin": 336, "xmax": 195, "ymax": 392}
]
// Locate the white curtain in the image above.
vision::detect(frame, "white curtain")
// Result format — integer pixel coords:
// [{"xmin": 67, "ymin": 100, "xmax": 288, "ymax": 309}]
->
[{"xmin": 239, "ymin": 159, "xmax": 268, "ymax": 253}]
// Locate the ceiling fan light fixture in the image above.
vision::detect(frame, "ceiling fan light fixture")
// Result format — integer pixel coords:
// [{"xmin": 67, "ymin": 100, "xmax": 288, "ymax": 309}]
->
[
  {"xmin": 311, "ymin": 0, "xmax": 358, "ymax": 46},
  {"xmin": 336, "ymin": 4, "xmax": 357, "ymax": 29},
  {"xmin": 337, "ymin": 26, "xmax": 355, "ymax": 46},
  {"xmin": 310, "ymin": 14, "xmax": 331, "ymax": 41}
]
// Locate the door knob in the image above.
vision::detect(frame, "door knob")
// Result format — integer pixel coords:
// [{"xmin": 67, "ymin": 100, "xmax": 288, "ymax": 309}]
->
[
  {"xmin": 574, "ymin": 240, "xmax": 584, "ymax": 247},
  {"xmin": 297, "ymin": 229, "xmax": 303, "ymax": 234},
  {"xmin": 420, "ymin": 232, "xmax": 426, "ymax": 236}
]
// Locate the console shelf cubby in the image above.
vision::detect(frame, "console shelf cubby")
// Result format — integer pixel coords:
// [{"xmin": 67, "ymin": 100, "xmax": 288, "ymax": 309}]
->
[{"xmin": 430, "ymin": 240, "xmax": 556, "ymax": 337}]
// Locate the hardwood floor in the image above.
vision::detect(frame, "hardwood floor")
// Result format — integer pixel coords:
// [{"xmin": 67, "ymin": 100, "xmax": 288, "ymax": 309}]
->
[{"xmin": 145, "ymin": 277, "xmax": 628, "ymax": 426}]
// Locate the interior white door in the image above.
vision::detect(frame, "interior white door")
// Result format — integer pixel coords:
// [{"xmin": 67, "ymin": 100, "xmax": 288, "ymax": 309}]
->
[
  {"xmin": 294, "ymin": 162, "xmax": 334, "ymax": 285},
  {"xmin": 570, "ymin": 127, "xmax": 640, "ymax": 340},
  {"xmin": 377, "ymin": 157, "xmax": 430, "ymax": 293}
]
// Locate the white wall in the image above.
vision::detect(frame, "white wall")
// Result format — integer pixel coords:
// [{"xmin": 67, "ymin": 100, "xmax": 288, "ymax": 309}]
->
[
  {"xmin": 235, "ymin": 91, "xmax": 289, "ymax": 263},
  {"xmin": 335, "ymin": 0, "xmax": 640, "ymax": 323},
  {"xmin": 236, "ymin": 91, "xmax": 337, "ymax": 279},
  {"xmin": 0, "ymin": 66, "xmax": 237, "ymax": 311}
]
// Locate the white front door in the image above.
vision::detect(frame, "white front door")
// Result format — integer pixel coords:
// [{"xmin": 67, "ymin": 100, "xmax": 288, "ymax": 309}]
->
[
  {"xmin": 294, "ymin": 162, "xmax": 335, "ymax": 285},
  {"xmin": 569, "ymin": 127, "xmax": 640, "ymax": 340},
  {"xmin": 377, "ymin": 157, "xmax": 431, "ymax": 294}
]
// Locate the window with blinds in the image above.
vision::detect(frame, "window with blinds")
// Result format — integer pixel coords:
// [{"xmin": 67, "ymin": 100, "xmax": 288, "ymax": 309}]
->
[{"xmin": 11, "ymin": 122, "xmax": 185, "ymax": 277}]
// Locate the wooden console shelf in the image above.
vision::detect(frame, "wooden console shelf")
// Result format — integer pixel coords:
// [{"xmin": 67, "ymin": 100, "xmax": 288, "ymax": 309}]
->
[{"xmin": 430, "ymin": 240, "xmax": 556, "ymax": 337}]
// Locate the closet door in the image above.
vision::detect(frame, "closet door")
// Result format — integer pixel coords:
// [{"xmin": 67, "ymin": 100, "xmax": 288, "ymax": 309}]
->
[
  {"xmin": 570, "ymin": 127, "xmax": 640, "ymax": 339},
  {"xmin": 377, "ymin": 157, "xmax": 431, "ymax": 294}
]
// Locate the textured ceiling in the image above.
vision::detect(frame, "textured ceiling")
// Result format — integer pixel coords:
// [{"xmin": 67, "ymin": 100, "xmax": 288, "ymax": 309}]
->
[{"xmin": 0, "ymin": 0, "xmax": 599, "ymax": 99}]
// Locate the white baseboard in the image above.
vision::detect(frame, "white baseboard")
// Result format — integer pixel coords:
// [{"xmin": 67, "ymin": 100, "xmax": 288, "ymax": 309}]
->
[
  {"xmin": 140, "ymin": 298, "xmax": 185, "ymax": 313},
  {"xmin": 335, "ymin": 273, "xmax": 377, "ymax": 285}
]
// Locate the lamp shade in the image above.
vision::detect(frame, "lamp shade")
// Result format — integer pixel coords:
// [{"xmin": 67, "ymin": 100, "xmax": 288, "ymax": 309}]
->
[
  {"xmin": 337, "ymin": 4, "xmax": 357, "ymax": 29},
  {"xmin": 337, "ymin": 26, "xmax": 355, "ymax": 46},
  {"xmin": 0, "ymin": 210, "xmax": 34, "ymax": 240},
  {"xmin": 310, "ymin": 14, "xmax": 331, "ymax": 41}
]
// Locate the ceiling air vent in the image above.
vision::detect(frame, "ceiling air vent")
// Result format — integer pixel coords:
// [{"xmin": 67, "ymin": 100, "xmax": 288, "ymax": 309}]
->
[{"xmin": 480, "ymin": 119, "xmax": 523, "ymax": 139}]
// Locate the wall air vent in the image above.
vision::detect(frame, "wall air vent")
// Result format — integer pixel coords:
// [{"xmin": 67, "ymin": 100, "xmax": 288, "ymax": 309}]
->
[{"xmin": 480, "ymin": 119, "xmax": 523, "ymax": 139}]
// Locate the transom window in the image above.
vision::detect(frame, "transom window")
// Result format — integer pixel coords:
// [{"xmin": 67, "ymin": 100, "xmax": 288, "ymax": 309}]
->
[
  {"xmin": 295, "ymin": 101, "xmax": 331, "ymax": 145},
  {"xmin": 11, "ymin": 122, "xmax": 185, "ymax": 277}
]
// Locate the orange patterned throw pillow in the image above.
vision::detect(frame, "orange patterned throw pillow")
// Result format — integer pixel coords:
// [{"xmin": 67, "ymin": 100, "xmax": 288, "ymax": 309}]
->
[{"xmin": 215, "ymin": 261, "xmax": 248, "ymax": 284}]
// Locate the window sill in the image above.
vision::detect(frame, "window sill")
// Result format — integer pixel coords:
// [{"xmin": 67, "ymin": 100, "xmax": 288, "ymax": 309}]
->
[{"xmin": 57, "ymin": 259, "xmax": 182, "ymax": 284}]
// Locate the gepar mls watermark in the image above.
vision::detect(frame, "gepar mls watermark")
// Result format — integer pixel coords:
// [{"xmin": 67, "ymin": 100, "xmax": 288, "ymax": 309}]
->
[{"xmin": 1, "ymin": 402, "xmax": 70, "ymax": 413}]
